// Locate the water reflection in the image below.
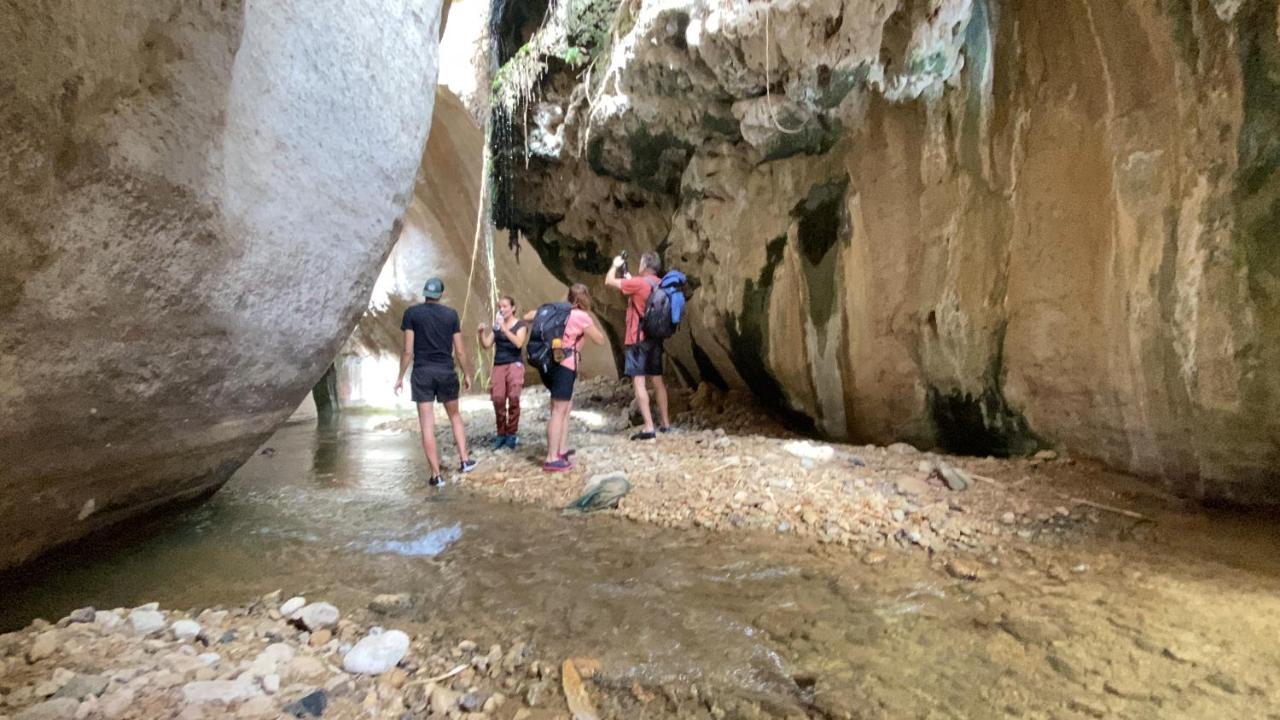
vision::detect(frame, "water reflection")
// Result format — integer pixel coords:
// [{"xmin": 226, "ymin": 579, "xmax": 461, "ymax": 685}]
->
[{"xmin": 368, "ymin": 523, "xmax": 463, "ymax": 557}]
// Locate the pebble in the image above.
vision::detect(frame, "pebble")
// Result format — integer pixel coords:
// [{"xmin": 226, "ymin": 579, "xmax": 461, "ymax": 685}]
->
[
  {"xmin": 128, "ymin": 609, "xmax": 166, "ymax": 636},
  {"xmin": 14, "ymin": 698, "xmax": 79, "ymax": 720},
  {"xmin": 295, "ymin": 603, "xmax": 340, "ymax": 631},
  {"xmin": 342, "ymin": 630, "xmax": 410, "ymax": 675},
  {"xmin": 279, "ymin": 597, "xmax": 306, "ymax": 617},
  {"xmin": 51, "ymin": 675, "xmax": 107, "ymax": 701},
  {"xmin": 261, "ymin": 674, "xmax": 280, "ymax": 694},
  {"xmin": 282, "ymin": 690, "xmax": 327, "ymax": 718},
  {"xmin": 285, "ymin": 655, "xmax": 328, "ymax": 683},
  {"xmin": 309, "ymin": 629, "xmax": 333, "ymax": 647},
  {"xmin": 97, "ymin": 689, "xmax": 134, "ymax": 720},
  {"xmin": 1034, "ymin": 449, "xmax": 1058, "ymax": 461},
  {"xmin": 432, "ymin": 685, "xmax": 461, "ymax": 715},
  {"xmin": 181, "ymin": 680, "xmax": 261, "ymax": 704},
  {"xmin": 945, "ymin": 557, "xmax": 986, "ymax": 581},
  {"xmin": 27, "ymin": 633, "xmax": 59, "ymax": 663},
  {"xmin": 93, "ymin": 611, "xmax": 123, "ymax": 629},
  {"xmin": 66, "ymin": 608, "xmax": 95, "ymax": 625},
  {"xmin": 248, "ymin": 643, "xmax": 295, "ymax": 677},
  {"xmin": 171, "ymin": 620, "xmax": 201, "ymax": 641},
  {"xmin": 236, "ymin": 696, "xmax": 276, "ymax": 719},
  {"xmin": 1000, "ymin": 512, "xmax": 1016, "ymax": 525},
  {"xmin": 368, "ymin": 594, "xmax": 413, "ymax": 615}
]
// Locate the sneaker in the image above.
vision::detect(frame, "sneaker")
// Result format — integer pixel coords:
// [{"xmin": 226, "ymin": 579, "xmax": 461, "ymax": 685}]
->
[
  {"xmin": 492, "ymin": 436, "xmax": 507, "ymax": 451},
  {"xmin": 559, "ymin": 448, "xmax": 577, "ymax": 460},
  {"xmin": 428, "ymin": 474, "xmax": 446, "ymax": 487},
  {"xmin": 505, "ymin": 435, "xmax": 520, "ymax": 449},
  {"xmin": 459, "ymin": 459, "xmax": 478, "ymax": 473},
  {"xmin": 542, "ymin": 459, "xmax": 573, "ymax": 472},
  {"xmin": 630, "ymin": 430, "xmax": 657, "ymax": 441},
  {"xmin": 658, "ymin": 425, "xmax": 673, "ymax": 434}
]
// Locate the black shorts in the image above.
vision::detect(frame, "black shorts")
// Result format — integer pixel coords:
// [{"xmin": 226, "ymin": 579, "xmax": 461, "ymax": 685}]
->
[
  {"xmin": 411, "ymin": 367, "xmax": 460, "ymax": 403},
  {"xmin": 539, "ymin": 364, "xmax": 577, "ymax": 401},
  {"xmin": 623, "ymin": 340, "xmax": 664, "ymax": 378}
]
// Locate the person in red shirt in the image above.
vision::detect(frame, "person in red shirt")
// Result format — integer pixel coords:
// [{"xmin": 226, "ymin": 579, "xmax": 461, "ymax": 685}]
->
[{"xmin": 605, "ymin": 250, "xmax": 671, "ymax": 440}]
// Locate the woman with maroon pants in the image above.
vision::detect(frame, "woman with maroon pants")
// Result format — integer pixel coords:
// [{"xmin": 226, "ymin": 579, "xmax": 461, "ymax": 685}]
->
[{"xmin": 477, "ymin": 296, "xmax": 528, "ymax": 449}]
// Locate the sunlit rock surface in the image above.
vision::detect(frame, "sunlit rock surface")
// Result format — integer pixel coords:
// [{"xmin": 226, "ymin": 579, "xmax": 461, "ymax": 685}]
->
[
  {"xmin": 337, "ymin": 88, "xmax": 613, "ymax": 409},
  {"xmin": 498, "ymin": 0, "xmax": 1280, "ymax": 502},
  {"xmin": 0, "ymin": 0, "xmax": 444, "ymax": 568}
]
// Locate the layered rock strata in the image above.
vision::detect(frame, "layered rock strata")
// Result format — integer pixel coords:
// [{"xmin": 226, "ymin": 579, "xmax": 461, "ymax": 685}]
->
[{"xmin": 497, "ymin": 0, "xmax": 1280, "ymax": 502}]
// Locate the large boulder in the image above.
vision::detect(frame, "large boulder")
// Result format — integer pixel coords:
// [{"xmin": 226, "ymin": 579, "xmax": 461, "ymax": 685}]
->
[
  {"xmin": 495, "ymin": 0, "xmax": 1280, "ymax": 503},
  {"xmin": 0, "ymin": 0, "xmax": 444, "ymax": 569}
]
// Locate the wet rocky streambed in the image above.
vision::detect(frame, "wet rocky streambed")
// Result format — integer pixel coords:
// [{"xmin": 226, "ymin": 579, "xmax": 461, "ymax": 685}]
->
[{"xmin": 2, "ymin": 408, "xmax": 1280, "ymax": 719}]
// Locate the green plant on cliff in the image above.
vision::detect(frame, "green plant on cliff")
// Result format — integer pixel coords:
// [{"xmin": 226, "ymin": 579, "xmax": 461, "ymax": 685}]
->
[{"xmin": 490, "ymin": 0, "xmax": 622, "ymax": 115}]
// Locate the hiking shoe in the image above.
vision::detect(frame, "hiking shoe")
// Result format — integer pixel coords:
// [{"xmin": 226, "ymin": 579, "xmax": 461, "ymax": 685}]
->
[
  {"xmin": 542, "ymin": 459, "xmax": 573, "ymax": 472},
  {"xmin": 459, "ymin": 459, "xmax": 477, "ymax": 473},
  {"xmin": 428, "ymin": 474, "xmax": 446, "ymax": 487},
  {"xmin": 630, "ymin": 431, "xmax": 657, "ymax": 441}
]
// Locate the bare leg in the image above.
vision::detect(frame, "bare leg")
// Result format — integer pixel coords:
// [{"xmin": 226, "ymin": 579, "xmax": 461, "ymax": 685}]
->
[
  {"xmin": 443, "ymin": 399, "xmax": 469, "ymax": 464},
  {"xmin": 632, "ymin": 375, "xmax": 654, "ymax": 432},
  {"xmin": 652, "ymin": 376, "xmax": 670, "ymax": 428},
  {"xmin": 544, "ymin": 400, "xmax": 567, "ymax": 463},
  {"xmin": 557, "ymin": 399, "xmax": 573, "ymax": 457},
  {"xmin": 416, "ymin": 402, "xmax": 440, "ymax": 476}
]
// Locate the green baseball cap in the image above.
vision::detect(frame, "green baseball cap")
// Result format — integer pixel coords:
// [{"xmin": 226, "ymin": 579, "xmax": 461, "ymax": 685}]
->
[{"xmin": 423, "ymin": 277, "xmax": 444, "ymax": 299}]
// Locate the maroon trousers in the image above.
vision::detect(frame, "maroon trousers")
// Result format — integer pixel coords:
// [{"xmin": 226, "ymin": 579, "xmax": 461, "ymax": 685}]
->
[{"xmin": 490, "ymin": 362, "xmax": 525, "ymax": 435}]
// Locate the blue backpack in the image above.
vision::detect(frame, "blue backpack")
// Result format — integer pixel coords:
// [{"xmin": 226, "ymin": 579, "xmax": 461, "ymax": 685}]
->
[{"xmin": 641, "ymin": 271, "xmax": 687, "ymax": 340}]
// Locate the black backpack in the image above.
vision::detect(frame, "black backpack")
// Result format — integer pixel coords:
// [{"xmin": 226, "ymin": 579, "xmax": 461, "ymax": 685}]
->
[
  {"xmin": 526, "ymin": 302, "xmax": 573, "ymax": 374},
  {"xmin": 641, "ymin": 278, "xmax": 678, "ymax": 340}
]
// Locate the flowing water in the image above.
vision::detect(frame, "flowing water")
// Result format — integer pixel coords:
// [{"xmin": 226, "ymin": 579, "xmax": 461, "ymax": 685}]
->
[{"xmin": 4, "ymin": 416, "xmax": 1280, "ymax": 718}]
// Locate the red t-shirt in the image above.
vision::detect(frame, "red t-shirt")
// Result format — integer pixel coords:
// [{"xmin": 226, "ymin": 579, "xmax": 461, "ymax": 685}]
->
[{"xmin": 620, "ymin": 275, "xmax": 657, "ymax": 345}]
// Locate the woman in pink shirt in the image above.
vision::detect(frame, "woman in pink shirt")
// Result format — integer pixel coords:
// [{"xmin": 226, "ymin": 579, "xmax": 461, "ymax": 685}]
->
[{"xmin": 541, "ymin": 284, "xmax": 605, "ymax": 472}]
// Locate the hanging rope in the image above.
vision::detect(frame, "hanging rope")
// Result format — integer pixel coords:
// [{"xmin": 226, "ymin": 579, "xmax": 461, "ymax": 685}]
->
[
  {"xmin": 461, "ymin": 131, "xmax": 491, "ymax": 326},
  {"xmin": 764, "ymin": 2, "xmax": 805, "ymax": 134}
]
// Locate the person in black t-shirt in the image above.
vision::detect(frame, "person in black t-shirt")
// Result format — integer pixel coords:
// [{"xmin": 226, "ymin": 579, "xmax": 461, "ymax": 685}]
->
[
  {"xmin": 477, "ymin": 295, "xmax": 528, "ymax": 450},
  {"xmin": 394, "ymin": 277, "xmax": 477, "ymax": 486}
]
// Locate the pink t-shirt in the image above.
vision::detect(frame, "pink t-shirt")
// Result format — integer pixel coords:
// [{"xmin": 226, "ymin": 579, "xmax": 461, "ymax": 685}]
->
[{"xmin": 560, "ymin": 309, "xmax": 593, "ymax": 372}]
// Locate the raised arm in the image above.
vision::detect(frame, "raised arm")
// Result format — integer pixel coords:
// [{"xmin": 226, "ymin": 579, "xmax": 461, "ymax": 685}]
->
[
  {"xmin": 605, "ymin": 257, "xmax": 625, "ymax": 290},
  {"xmin": 394, "ymin": 329, "xmax": 413, "ymax": 394}
]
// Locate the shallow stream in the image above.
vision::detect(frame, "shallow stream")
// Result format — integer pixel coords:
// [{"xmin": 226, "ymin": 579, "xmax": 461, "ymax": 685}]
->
[{"xmin": 5, "ymin": 416, "xmax": 1279, "ymax": 718}]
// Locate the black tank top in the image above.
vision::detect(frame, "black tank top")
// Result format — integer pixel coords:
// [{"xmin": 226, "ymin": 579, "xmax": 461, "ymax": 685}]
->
[{"xmin": 493, "ymin": 320, "xmax": 526, "ymax": 366}]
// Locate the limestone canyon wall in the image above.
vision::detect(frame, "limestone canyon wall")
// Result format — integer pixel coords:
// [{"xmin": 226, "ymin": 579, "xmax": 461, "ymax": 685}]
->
[
  {"xmin": 340, "ymin": 88, "xmax": 612, "ymax": 406},
  {"xmin": 499, "ymin": 0, "xmax": 1280, "ymax": 502},
  {"xmin": 0, "ymin": 0, "xmax": 445, "ymax": 569}
]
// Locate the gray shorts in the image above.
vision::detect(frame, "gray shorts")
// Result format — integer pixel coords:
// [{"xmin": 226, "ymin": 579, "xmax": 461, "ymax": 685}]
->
[{"xmin": 623, "ymin": 340, "xmax": 664, "ymax": 377}]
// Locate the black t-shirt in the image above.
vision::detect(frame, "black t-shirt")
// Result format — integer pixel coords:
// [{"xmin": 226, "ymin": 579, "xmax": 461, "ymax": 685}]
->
[
  {"xmin": 400, "ymin": 302, "xmax": 460, "ymax": 370},
  {"xmin": 492, "ymin": 320, "xmax": 526, "ymax": 366}
]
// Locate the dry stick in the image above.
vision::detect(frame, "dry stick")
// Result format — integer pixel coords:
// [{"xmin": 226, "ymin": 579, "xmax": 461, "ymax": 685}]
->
[
  {"xmin": 967, "ymin": 473, "xmax": 1004, "ymax": 486},
  {"xmin": 1065, "ymin": 496, "xmax": 1149, "ymax": 521},
  {"xmin": 426, "ymin": 664, "xmax": 469, "ymax": 683}
]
